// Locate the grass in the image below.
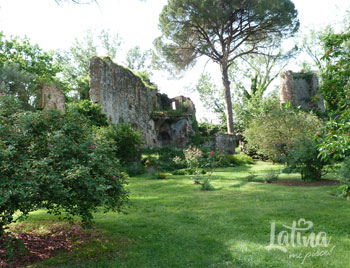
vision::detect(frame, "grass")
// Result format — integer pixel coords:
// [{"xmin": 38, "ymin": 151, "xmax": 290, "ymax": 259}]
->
[{"xmin": 17, "ymin": 161, "xmax": 350, "ymax": 268}]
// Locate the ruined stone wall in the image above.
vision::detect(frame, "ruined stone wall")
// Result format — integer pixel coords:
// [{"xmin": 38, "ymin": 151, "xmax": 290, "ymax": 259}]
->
[
  {"xmin": 280, "ymin": 71, "xmax": 325, "ymax": 112},
  {"xmin": 90, "ymin": 57, "xmax": 159, "ymax": 146},
  {"xmin": 37, "ymin": 83, "xmax": 66, "ymax": 113},
  {"xmin": 89, "ymin": 56, "xmax": 196, "ymax": 147}
]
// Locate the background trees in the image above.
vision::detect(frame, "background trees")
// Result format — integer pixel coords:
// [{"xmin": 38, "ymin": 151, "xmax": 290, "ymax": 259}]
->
[
  {"xmin": 0, "ymin": 32, "xmax": 59, "ymax": 109},
  {"xmin": 155, "ymin": 0, "xmax": 299, "ymax": 134},
  {"xmin": 55, "ymin": 29, "xmax": 122, "ymax": 100}
]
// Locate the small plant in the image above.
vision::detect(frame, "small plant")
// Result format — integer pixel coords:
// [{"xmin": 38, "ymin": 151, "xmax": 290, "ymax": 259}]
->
[
  {"xmin": 200, "ymin": 151, "xmax": 219, "ymax": 191},
  {"xmin": 246, "ymin": 173, "xmax": 258, "ymax": 182},
  {"xmin": 147, "ymin": 167, "xmax": 166, "ymax": 180},
  {"xmin": 201, "ymin": 180, "xmax": 215, "ymax": 191},
  {"xmin": 263, "ymin": 171, "xmax": 279, "ymax": 183},
  {"xmin": 183, "ymin": 146, "xmax": 203, "ymax": 182}
]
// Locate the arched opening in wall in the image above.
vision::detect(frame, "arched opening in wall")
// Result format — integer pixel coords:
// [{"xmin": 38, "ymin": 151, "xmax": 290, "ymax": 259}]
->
[{"xmin": 158, "ymin": 131, "xmax": 171, "ymax": 145}]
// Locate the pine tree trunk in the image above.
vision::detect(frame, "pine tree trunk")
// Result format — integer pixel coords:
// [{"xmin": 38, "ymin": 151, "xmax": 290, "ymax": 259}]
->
[{"xmin": 220, "ymin": 62, "xmax": 234, "ymax": 134}]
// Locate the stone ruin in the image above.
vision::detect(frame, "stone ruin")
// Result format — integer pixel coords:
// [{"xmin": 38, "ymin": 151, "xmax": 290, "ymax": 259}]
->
[
  {"xmin": 36, "ymin": 56, "xmax": 237, "ymax": 152},
  {"xmin": 280, "ymin": 71, "xmax": 325, "ymax": 112},
  {"xmin": 37, "ymin": 83, "xmax": 66, "ymax": 113},
  {"xmin": 89, "ymin": 56, "xmax": 196, "ymax": 148}
]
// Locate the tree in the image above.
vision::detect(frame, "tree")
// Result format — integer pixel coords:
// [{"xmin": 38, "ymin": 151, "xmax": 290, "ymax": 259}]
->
[
  {"xmin": 155, "ymin": 0, "xmax": 299, "ymax": 134},
  {"xmin": 0, "ymin": 64, "xmax": 36, "ymax": 110},
  {"xmin": 296, "ymin": 26, "xmax": 334, "ymax": 75},
  {"xmin": 195, "ymin": 72, "xmax": 226, "ymax": 123},
  {"xmin": 0, "ymin": 32, "xmax": 59, "ymax": 108},
  {"xmin": 55, "ymin": 29, "xmax": 122, "ymax": 100},
  {"xmin": 125, "ymin": 46, "xmax": 152, "ymax": 71}
]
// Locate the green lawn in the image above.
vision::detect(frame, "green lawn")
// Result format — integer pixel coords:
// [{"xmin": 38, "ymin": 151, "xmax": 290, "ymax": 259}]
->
[{"xmin": 22, "ymin": 161, "xmax": 350, "ymax": 268}]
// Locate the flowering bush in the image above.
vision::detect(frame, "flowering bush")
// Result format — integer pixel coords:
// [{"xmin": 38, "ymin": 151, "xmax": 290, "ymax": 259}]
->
[
  {"xmin": 0, "ymin": 94, "xmax": 129, "ymax": 235},
  {"xmin": 183, "ymin": 146, "xmax": 203, "ymax": 183}
]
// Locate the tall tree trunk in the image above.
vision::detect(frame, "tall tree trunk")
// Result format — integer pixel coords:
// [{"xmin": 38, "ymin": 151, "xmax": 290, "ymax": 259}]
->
[{"xmin": 220, "ymin": 62, "xmax": 234, "ymax": 134}]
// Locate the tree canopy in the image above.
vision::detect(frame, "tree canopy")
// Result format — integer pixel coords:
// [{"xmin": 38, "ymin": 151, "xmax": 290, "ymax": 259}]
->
[{"xmin": 155, "ymin": 0, "xmax": 299, "ymax": 134}]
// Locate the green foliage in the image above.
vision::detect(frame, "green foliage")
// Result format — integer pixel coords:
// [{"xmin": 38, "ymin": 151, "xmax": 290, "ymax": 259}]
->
[
  {"xmin": 55, "ymin": 29, "xmax": 122, "ymax": 100},
  {"xmin": 321, "ymin": 32, "xmax": 350, "ymax": 113},
  {"xmin": 155, "ymin": 0, "xmax": 299, "ymax": 72},
  {"xmin": 229, "ymin": 154, "xmax": 254, "ymax": 166},
  {"xmin": 283, "ymin": 138, "xmax": 328, "ymax": 182},
  {"xmin": 147, "ymin": 168, "xmax": 167, "ymax": 180},
  {"xmin": 194, "ymin": 73, "xmax": 226, "ymax": 123},
  {"xmin": 318, "ymin": 112, "xmax": 350, "ymax": 161},
  {"xmin": 67, "ymin": 100, "xmax": 108, "ymax": 127},
  {"xmin": 0, "ymin": 94, "xmax": 129, "ymax": 235},
  {"xmin": 96, "ymin": 123, "xmax": 143, "ymax": 166},
  {"xmin": 337, "ymin": 156, "xmax": 350, "ymax": 199},
  {"xmin": 197, "ymin": 122, "xmax": 227, "ymax": 138},
  {"xmin": 246, "ymin": 171, "xmax": 279, "ymax": 183},
  {"xmin": 155, "ymin": 0, "xmax": 299, "ymax": 133},
  {"xmin": 263, "ymin": 171, "xmax": 279, "ymax": 183},
  {"xmin": 0, "ymin": 32, "xmax": 59, "ymax": 107},
  {"xmin": 142, "ymin": 146, "xmax": 185, "ymax": 172},
  {"xmin": 125, "ymin": 46, "xmax": 153, "ymax": 76},
  {"xmin": 234, "ymin": 95, "xmax": 280, "ymax": 134},
  {"xmin": 317, "ymin": 33, "xmax": 350, "ymax": 162},
  {"xmin": 0, "ymin": 64, "xmax": 37, "ymax": 110},
  {"xmin": 243, "ymin": 104, "xmax": 323, "ymax": 162}
]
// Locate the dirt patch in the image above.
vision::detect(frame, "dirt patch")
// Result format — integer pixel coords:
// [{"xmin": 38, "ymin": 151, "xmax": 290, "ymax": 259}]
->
[
  {"xmin": 270, "ymin": 179, "xmax": 340, "ymax": 187},
  {"xmin": 0, "ymin": 223, "xmax": 102, "ymax": 267}
]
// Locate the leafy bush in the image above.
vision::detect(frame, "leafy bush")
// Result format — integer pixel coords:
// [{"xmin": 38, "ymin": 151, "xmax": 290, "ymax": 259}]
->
[
  {"xmin": 228, "ymin": 154, "xmax": 254, "ymax": 165},
  {"xmin": 243, "ymin": 104, "xmax": 323, "ymax": 162},
  {"xmin": 67, "ymin": 100, "xmax": 108, "ymax": 127},
  {"xmin": 337, "ymin": 157, "xmax": 350, "ymax": 199},
  {"xmin": 0, "ymin": 94, "xmax": 129, "ymax": 235},
  {"xmin": 142, "ymin": 146, "xmax": 185, "ymax": 171},
  {"xmin": 263, "ymin": 172, "xmax": 279, "ymax": 183},
  {"xmin": 283, "ymin": 138, "xmax": 328, "ymax": 182},
  {"xmin": 96, "ymin": 123, "xmax": 143, "ymax": 165},
  {"xmin": 318, "ymin": 33, "xmax": 350, "ymax": 162}
]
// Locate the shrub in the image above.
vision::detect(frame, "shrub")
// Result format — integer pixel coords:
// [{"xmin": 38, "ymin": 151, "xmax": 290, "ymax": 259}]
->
[
  {"xmin": 283, "ymin": 138, "xmax": 328, "ymax": 182},
  {"xmin": 0, "ymin": 94, "xmax": 129, "ymax": 235},
  {"xmin": 67, "ymin": 100, "xmax": 108, "ymax": 127},
  {"xmin": 142, "ymin": 146, "xmax": 185, "ymax": 171},
  {"xmin": 338, "ymin": 157, "xmax": 350, "ymax": 199},
  {"xmin": 263, "ymin": 171, "xmax": 279, "ymax": 183},
  {"xmin": 243, "ymin": 104, "xmax": 323, "ymax": 162},
  {"xmin": 228, "ymin": 154, "xmax": 254, "ymax": 165},
  {"xmin": 96, "ymin": 123, "xmax": 143, "ymax": 165}
]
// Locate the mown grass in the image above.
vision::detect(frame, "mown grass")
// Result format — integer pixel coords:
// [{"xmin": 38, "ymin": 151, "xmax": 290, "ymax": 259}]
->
[{"xmin": 20, "ymin": 161, "xmax": 350, "ymax": 268}]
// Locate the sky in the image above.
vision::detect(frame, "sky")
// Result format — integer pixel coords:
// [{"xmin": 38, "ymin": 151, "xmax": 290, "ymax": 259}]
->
[{"xmin": 0, "ymin": 0, "xmax": 349, "ymax": 121}]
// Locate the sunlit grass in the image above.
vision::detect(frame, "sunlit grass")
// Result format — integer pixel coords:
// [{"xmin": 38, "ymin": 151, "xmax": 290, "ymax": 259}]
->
[{"xmin": 20, "ymin": 161, "xmax": 350, "ymax": 268}]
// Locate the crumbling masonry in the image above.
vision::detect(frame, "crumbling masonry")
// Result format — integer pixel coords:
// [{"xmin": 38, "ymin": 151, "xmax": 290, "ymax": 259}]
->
[{"xmin": 89, "ymin": 56, "xmax": 196, "ymax": 147}]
